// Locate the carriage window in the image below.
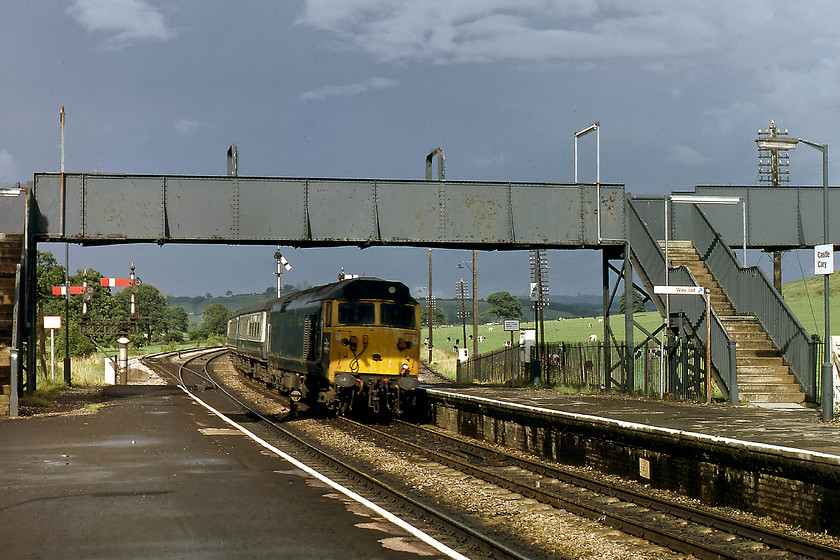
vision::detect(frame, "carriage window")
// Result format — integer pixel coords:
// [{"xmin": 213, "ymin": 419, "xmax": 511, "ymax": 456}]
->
[
  {"xmin": 337, "ymin": 302, "xmax": 375, "ymax": 325},
  {"xmin": 325, "ymin": 302, "xmax": 332, "ymax": 327},
  {"xmin": 380, "ymin": 303, "xmax": 417, "ymax": 329}
]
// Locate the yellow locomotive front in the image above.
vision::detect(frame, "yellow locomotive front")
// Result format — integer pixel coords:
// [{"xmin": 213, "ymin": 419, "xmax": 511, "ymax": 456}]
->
[{"xmin": 324, "ymin": 297, "xmax": 421, "ymax": 415}]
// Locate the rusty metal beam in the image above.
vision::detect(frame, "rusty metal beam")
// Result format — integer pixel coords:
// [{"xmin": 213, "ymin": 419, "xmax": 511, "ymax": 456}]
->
[{"xmin": 32, "ymin": 173, "xmax": 626, "ymax": 249}]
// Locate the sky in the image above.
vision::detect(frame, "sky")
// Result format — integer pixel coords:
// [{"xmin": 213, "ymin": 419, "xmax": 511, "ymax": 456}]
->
[{"xmin": 3, "ymin": 1, "xmax": 840, "ymax": 300}]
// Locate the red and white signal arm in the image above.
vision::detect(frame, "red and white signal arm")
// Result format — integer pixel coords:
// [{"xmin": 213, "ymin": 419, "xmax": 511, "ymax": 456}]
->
[
  {"xmin": 101, "ymin": 278, "xmax": 134, "ymax": 287},
  {"xmin": 43, "ymin": 316, "xmax": 61, "ymax": 329},
  {"xmin": 52, "ymin": 286, "xmax": 85, "ymax": 295}
]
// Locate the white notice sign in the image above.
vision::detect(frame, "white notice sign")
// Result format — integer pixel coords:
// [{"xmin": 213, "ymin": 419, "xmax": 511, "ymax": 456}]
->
[
  {"xmin": 815, "ymin": 244, "xmax": 834, "ymax": 275},
  {"xmin": 504, "ymin": 320, "xmax": 520, "ymax": 331},
  {"xmin": 653, "ymin": 285, "xmax": 705, "ymax": 295}
]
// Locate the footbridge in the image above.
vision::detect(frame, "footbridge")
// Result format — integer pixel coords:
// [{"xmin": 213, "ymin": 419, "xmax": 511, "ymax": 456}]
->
[{"xmin": 1, "ymin": 173, "xmax": 837, "ymax": 415}]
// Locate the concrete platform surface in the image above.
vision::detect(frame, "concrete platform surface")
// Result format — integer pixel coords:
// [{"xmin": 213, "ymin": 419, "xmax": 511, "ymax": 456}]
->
[
  {"xmin": 426, "ymin": 385, "xmax": 840, "ymax": 458},
  {"xmin": 0, "ymin": 385, "xmax": 446, "ymax": 560}
]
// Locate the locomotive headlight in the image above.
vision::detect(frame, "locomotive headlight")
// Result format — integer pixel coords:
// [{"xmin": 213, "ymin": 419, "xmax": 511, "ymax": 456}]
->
[
  {"xmin": 348, "ymin": 335, "xmax": 358, "ymax": 352},
  {"xmin": 335, "ymin": 372, "xmax": 358, "ymax": 388},
  {"xmin": 400, "ymin": 362, "xmax": 410, "ymax": 375},
  {"xmin": 397, "ymin": 374, "xmax": 419, "ymax": 390}
]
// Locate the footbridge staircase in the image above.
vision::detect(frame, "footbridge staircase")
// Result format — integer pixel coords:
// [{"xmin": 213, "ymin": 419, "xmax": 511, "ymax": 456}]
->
[{"xmin": 628, "ymin": 197, "xmax": 816, "ymax": 404}]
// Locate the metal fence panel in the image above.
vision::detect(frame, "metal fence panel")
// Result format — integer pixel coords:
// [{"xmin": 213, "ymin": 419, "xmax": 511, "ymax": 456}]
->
[
  {"xmin": 307, "ymin": 180, "xmax": 377, "ymax": 241},
  {"xmin": 376, "ymin": 182, "xmax": 442, "ymax": 242},
  {"xmin": 85, "ymin": 176, "xmax": 163, "ymax": 239},
  {"xmin": 0, "ymin": 188, "xmax": 26, "ymax": 233},
  {"xmin": 455, "ymin": 339, "xmax": 703, "ymax": 402},
  {"xmin": 510, "ymin": 185, "xmax": 579, "ymax": 243},
  {"xmin": 237, "ymin": 179, "xmax": 308, "ymax": 240},
  {"xmin": 443, "ymin": 183, "xmax": 510, "ymax": 243}
]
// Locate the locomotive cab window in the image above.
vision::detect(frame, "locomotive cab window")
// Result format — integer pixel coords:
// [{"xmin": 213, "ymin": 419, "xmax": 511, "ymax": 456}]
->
[
  {"xmin": 337, "ymin": 302, "xmax": 375, "ymax": 325},
  {"xmin": 380, "ymin": 303, "xmax": 417, "ymax": 329}
]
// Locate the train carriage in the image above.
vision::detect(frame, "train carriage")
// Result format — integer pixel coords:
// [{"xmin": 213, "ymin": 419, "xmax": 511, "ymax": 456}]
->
[{"xmin": 227, "ymin": 277, "xmax": 421, "ymax": 416}]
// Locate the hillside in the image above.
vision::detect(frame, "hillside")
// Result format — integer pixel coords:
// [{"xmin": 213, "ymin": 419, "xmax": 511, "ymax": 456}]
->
[
  {"xmin": 168, "ymin": 271, "xmax": 837, "ymax": 338},
  {"xmin": 170, "ymin": 287, "xmax": 276, "ymax": 323},
  {"xmin": 170, "ymin": 287, "xmax": 611, "ymax": 325},
  {"xmin": 775, "ymin": 272, "xmax": 840, "ymax": 336}
]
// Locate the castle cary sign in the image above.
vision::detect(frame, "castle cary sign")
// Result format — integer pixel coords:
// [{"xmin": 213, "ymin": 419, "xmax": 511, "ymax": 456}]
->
[{"xmin": 815, "ymin": 244, "xmax": 834, "ymax": 275}]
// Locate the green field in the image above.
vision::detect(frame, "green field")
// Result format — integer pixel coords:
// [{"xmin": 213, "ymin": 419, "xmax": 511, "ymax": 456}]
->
[
  {"xmin": 772, "ymin": 273, "xmax": 840, "ymax": 335},
  {"xmin": 424, "ymin": 273, "xmax": 840, "ymax": 378},
  {"xmin": 428, "ymin": 312, "xmax": 664, "ymax": 356}
]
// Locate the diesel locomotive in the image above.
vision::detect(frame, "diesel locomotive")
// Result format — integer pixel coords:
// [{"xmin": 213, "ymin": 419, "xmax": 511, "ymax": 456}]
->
[{"xmin": 226, "ymin": 277, "xmax": 422, "ymax": 417}]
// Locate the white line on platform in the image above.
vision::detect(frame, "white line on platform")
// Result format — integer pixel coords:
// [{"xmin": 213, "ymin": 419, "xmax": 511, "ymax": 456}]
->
[{"xmin": 178, "ymin": 384, "xmax": 470, "ymax": 560}]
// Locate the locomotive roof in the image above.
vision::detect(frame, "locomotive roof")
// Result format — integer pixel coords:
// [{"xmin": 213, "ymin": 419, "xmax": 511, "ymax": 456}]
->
[{"xmin": 230, "ymin": 277, "xmax": 416, "ymax": 317}]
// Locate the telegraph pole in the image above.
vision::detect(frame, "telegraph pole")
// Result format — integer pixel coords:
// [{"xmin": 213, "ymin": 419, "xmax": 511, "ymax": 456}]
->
[
  {"xmin": 427, "ymin": 249, "xmax": 433, "ymax": 363},
  {"xmin": 529, "ymin": 249, "xmax": 549, "ymax": 383},
  {"xmin": 456, "ymin": 278, "xmax": 469, "ymax": 354},
  {"xmin": 757, "ymin": 121, "xmax": 790, "ymax": 294}
]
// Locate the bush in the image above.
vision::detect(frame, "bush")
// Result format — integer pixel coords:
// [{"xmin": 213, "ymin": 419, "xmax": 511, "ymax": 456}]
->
[{"xmin": 164, "ymin": 331, "xmax": 185, "ymax": 344}]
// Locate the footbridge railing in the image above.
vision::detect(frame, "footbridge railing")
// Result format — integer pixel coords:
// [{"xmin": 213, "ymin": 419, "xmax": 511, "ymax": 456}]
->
[
  {"xmin": 627, "ymin": 198, "xmax": 739, "ymax": 401},
  {"xmin": 679, "ymin": 205, "xmax": 817, "ymax": 401}
]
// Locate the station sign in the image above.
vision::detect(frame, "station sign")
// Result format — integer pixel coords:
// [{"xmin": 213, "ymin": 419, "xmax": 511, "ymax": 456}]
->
[
  {"xmin": 504, "ymin": 319, "xmax": 520, "ymax": 331},
  {"xmin": 653, "ymin": 285, "xmax": 705, "ymax": 295},
  {"xmin": 815, "ymin": 244, "xmax": 834, "ymax": 275}
]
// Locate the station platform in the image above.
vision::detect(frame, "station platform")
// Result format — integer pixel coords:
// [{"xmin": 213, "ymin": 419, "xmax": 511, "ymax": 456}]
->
[
  {"xmin": 422, "ymin": 384, "xmax": 840, "ymax": 534},
  {"xmin": 424, "ymin": 385, "xmax": 840, "ymax": 459},
  {"xmin": 0, "ymin": 384, "xmax": 447, "ymax": 560}
]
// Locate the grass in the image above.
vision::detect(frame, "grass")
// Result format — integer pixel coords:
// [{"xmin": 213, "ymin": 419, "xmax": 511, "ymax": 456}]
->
[
  {"xmin": 25, "ymin": 342, "xmax": 205, "ymax": 409},
  {"xmin": 424, "ymin": 311, "xmax": 664, "ymax": 379},
  {"xmin": 428, "ymin": 311, "xmax": 663, "ymax": 355},
  {"xmin": 776, "ymin": 273, "xmax": 840, "ymax": 335}
]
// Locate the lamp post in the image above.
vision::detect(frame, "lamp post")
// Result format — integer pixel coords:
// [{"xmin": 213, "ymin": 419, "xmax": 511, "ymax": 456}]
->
[
  {"xmin": 456, "ymin": 252, "xmax": 478, "ymax": 359},
  {"xmin": 757, "ymin": 136, "xmax": 832, "ymax": 421},
  {"xmin": 574, "ymin": 122, "xmax": 601, "ymax": 240}
]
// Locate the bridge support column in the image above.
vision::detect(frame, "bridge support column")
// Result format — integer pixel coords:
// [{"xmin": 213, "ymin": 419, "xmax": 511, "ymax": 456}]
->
[{"xmin": 624, "ymin": 242, "xmax": 635, "ymax": 391}]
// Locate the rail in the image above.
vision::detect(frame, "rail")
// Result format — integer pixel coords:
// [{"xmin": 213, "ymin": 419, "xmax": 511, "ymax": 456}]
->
[
  {"xmin": 669, "ymin": 266, "xmax": 739, "ymax": 402},
  {"xmin": 682, "ymin": 205, "xmax": 816, "ymax": 401},
  {"xmin": 626, "ymin": 199, "xmax": 666, "ymax": 314},
  {"xmin": 627, "ymin": 199, "xmax": 738, "ymax": 401}
]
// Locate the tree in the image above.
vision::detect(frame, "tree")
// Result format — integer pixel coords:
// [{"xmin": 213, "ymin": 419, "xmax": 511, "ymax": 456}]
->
[
  {"xmin": 37, "ymin": 253, "xmax": 109, "ymax": 358},
  {"xmin": 618, "ymin": 291, "xmax": 646, "ymax": 314},
  {"xmin": 485, "ymin": 291, "xmax": 523, "ymax": 320},
  {"xmin": 114, "ymin": 283, "xmax": 170, "ymax": 343},
  {"xmin": 422, "ymin": 306, "xmax": 447, "ymax": 326},
  {"xmin": 36, "ymin": 249, "xmax": 192, "ymax": 355},
  {"xmin": 164, "ymin": 306, "xmax": 189, "ymax": 334},
  {"xmin": 201, "ymin": 303, "xmax": 231, "ymax": 336}
]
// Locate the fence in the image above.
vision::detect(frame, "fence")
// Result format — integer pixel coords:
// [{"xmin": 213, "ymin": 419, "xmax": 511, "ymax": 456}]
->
[{"xmin": 456, "ymin": 338, "xmax": 707, "ymax": 401}]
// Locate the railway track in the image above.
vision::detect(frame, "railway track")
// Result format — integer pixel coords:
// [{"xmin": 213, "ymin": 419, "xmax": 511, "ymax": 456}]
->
[
  {"xmin": 140, "ymin": 349, "xmax": 532, "ymax": 560},
  {"xmin": 141, "ymin": 349, "xmax": 840, "ymax": 559},
  {"xmin": 332, "ymin": 417, "xmax": 840, "ymax": 560}
]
